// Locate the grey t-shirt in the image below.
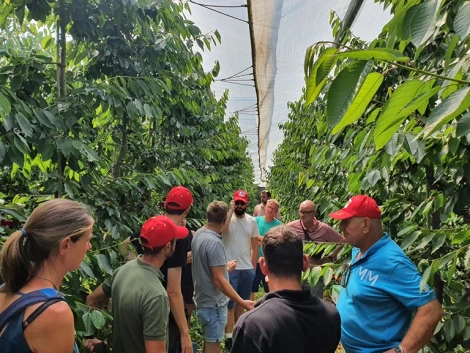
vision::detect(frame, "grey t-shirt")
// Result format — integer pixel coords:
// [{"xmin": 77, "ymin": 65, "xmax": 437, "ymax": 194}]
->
[{"xmin": 192, "ymin": 227, "xmax": 229, "ymax": 308}]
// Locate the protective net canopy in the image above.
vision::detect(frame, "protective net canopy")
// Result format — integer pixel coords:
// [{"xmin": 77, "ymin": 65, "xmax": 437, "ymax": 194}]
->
[{"xmin": 187, "ymin": 0, "xmax": 392, "ymax": 184}]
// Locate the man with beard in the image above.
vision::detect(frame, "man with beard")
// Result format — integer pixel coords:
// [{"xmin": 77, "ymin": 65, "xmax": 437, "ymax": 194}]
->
[
  {"xmin": 287, "ymin": 200, "xmax": 344, "ymax": 298},
  {"xmin": 220, "ymin": 190, "xmax": 259, "ymax": 351},
  {"xmin": 253, "ymin": 190, "xmax": 281, "ymax": 220},
  {"xmin": 87, "ymin": 186, "xmax": 194, "ymax": 353},
  {"xmin": 86, "ymin": 216, "xmax": 189, "ymax": 353}
]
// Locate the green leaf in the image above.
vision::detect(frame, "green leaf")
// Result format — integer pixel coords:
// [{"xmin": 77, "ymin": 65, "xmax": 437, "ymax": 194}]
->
[
  {"xmin": 322, "ymin": 266, "xmax": 334, "ymax": 286},
  {"xmin": 82, "ymin": 312, "xmax": 95, "ymax": 336},
  {"xmin": 56, "ymin": 137, "xmax": 75, "ymax": 157},
  {"xmin": 412, "ymin": 232, "xmax": 435, "ymax": 252},
  {"xmin": 374, "ymin": 80, "xmax": 439, "ymax": 149},
  {"xmin": 0, "ymin": 207, "xmax": 27, "ymax": 222},
  {"xmin": 0, "ymin": 91, "xmax": 11, "ymax": 116},
  {"xmin": 420, "ymin": 265, "xmax": 432, "ymax": 292},
  {"xmin": 454, "ymin": 2, "xmax": 470, "ymax": 39},
  {"xmin": 403, "ymin": 134, "xmax": 426, "ymax": 163},
  {"xmin": 41, "ymin": 36, "xmax": 53, "ymax": 50},
  {"xmin": 14, "ymin": 135, "xmax": 30, "ymax": 154},
  {"xmin": 16, "ymin": 113, "xmax": 33, "ymax": 137},
  {"xmin": 214, "ymin": 29, "xmax": 221, "ymax": 44},
  {"xmin": 443, "ymin": 318, "xmax": 456, "ymax": 342},
  {"xmin": 431, "ymin": 233, "xmax": 446, "ymax": 254},
  {"xmin": 447, "ymin": 253, "xmax": 457, "ymax": 284},
  {"xmin": 456, "ymin": 112, "xmax": 470, "ymax": 137},
  {"xmin": 307, "ymin": 266, "xmax": 321, "ymax": 287},
  {"xmin": 0, "ymin": 140, "xmax": 6, "ymax": 163},
  {"xmin": 332, "ymin": 73, "xmax": 383, "ymax": 134},
  {"xmin": 445, "ymin": 34, "xmax": 460, "ymax": 72},
  {"xmin": 80, "ymin": 144, "xmax": 99, "ymax": 162},
  {"xmin": 90, "ymin": 310, "xmax": 105, "ymax": 329},
  {"xmin": 400, "ymin": 230, "xmax": 420, "ymax": 250},
  {"xmin": 423, "ymin": 87, "xmax": 470, "ymax": 137},
  {"xmin": 327, "ymin": 60, "xmax": 373, "ymax": 128},
  {"xmin": 453, "ymin": 315, "xmax": 466, "ymax": 334},
  {"xmin": 95, "ymin": 254, "xmax": 113, "ymax": 275},
  {"xmin": 335, "ymin": 48, "xmax": 409, "ymax": 62},
  {"xmin": 0, "ymin": 4, "xmax": 13, "ymax": 29},
  {"xmin": 398, "ymin": 225, "xmax": 417, "ymax": 237},
  {"xmin": 305, "ymin": 47, "xmax": 338, "ymax": 106},
  {"xmin": 409, "ymin": 0, "xmax": 442, "ymax": 48},
  {"xmin": 80, "ymin": 261, "xmax": 95, "ymax": 278},
  {"xmin": 452, "ymin": 230, "xmax": 470, "ymax": 245},
  {"xmin": 465, "ymin": 247, "xmax": 470, "ymax": 270}
]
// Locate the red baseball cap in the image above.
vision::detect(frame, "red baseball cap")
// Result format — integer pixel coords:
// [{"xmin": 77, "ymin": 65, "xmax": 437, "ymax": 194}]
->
[
  {"xmin": 164, "ymin": 186, "xmax": 193, "ymax": 210},
  {"xmin": 329, "ymin": 195, "xmax": 381, "ymax": 220},
  {"xmin": 234, "ymin": 190, "xmax": 249, "ymax": 203},
  {"xmin": 140, "ymin": 216, "xmax": 189, "ymax": 249}
]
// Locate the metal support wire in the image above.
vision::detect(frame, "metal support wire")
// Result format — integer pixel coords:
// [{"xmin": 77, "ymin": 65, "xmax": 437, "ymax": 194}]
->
[{"xmin": 189, "ymin": 0, "xmax": 248, "ymax": 23}]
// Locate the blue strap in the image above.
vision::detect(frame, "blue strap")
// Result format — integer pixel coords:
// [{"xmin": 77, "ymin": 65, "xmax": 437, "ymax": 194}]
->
[{"xmin": 0, "ymin": 289, "xmax": 65, "ymax": 332}]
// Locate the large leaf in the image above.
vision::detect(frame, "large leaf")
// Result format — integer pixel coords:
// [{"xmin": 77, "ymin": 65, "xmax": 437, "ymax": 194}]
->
[
  {"xmin": 0, "ymin": 4, "xmax": 13, "ymax": 29},
  {"xmin": 335, "ymin": 48, "xmax": 409, "ymax": 62},
  {"xmin": 90, "ymin": 310, "xmax": 105, "ymax": 329},
  {"xmin": 305, "ymin": 47, "xmax": 338, "ymax": 106},
  {"xmin": 332, "ymin": 73, "xmax": 383, "ymax": 134},
  {"xmin": 454, "ymin": 2, "xmax": 470, "ymax": 39},
  {"xmin": 456, "ymin": 112, "xmax": 470, "ymax": 137},
  {"xmin": 16, "ymin": 113, "xmax": 33, "ymax": 137},
  {"xmin": 374, "ymin": 80, "xmax": 439, "ymax": 149},
  {"xmin": 423, "ymin": 87, "xmax": 470, "ymax": 137},
  {"xmin": 408, "ymin": 0, "xmax": 442, "ymax": 48},
  {"xmin": 95, "ymin": 254, "xmax": 113, "ymax": 275},
  {"xmin": 0, "ymin": 91, "xmax": 11, "ymax": 116},
  {"xmin": 327, "ymin": 60, "xmax": 373, "ymax": 129}
]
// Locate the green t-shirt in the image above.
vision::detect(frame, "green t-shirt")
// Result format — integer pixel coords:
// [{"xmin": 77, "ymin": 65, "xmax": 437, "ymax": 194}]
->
[
  {"xmin": 255, "ymin": 216, "xmax": 282, "ymax": 258},
  {"xmin": 102, "ymin": 256, "xmax": 169, "ymax": 353}
]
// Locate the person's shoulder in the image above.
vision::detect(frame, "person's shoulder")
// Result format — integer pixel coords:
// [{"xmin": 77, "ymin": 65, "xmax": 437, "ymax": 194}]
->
[
  {"xmin": 274, "ymin": 219, "xmax": 282, "ymax": 226},
  {"xmin": 286, "ymin": 219, "xmax": 299, "ymax": 227},
  {"xmin": 31, "ymin": 299, "xmax": 74, "ymax": 330}
]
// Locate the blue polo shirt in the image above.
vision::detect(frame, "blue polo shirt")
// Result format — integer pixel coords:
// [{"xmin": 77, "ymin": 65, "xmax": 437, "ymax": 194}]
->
[{"xmin": 337, "ymin": 234, "xmax": 435, "ymax": 353}]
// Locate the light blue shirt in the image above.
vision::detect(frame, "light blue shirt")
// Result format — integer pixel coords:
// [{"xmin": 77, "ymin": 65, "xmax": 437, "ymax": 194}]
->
[
  {"xmin": 255, "ymin": 216, "xmax": 282, "ymax": 258},
  {"xmin": 337, "ymin": 234, "xmax": 435, "ymax": 353}
]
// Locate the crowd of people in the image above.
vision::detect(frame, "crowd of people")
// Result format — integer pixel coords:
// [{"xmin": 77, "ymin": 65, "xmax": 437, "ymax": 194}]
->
[{"xmin": 0, "ymin": 188, "xmax": 444, "ymax": 353}]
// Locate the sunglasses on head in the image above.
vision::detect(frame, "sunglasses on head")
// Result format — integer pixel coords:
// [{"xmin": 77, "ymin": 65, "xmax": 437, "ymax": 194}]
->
[{"xmin": 235, "ymin": 201, "xmax": 246, "ymax": 206}]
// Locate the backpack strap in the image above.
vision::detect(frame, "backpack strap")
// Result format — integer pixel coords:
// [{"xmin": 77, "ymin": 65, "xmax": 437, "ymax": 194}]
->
[{"xmin": 0, "ymin": 289, "xmax": 65, "ymax": 332}]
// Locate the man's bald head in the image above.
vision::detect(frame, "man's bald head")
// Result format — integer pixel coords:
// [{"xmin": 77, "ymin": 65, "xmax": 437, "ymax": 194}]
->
[{"xmin": 300, "ymin": 200, "xmax": 316, "ymax": 210}]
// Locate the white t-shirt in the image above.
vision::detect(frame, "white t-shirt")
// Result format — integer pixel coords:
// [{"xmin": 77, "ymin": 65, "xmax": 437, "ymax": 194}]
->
[{"xmin": 222, "ymin": 214, "xmax": 260, "ymax": 270}]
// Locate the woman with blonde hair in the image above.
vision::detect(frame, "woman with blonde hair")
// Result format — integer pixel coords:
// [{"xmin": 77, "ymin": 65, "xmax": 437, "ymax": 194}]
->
[{"xmin": 0, "ymin": 199, "xmax": 94, "ymax": 353}]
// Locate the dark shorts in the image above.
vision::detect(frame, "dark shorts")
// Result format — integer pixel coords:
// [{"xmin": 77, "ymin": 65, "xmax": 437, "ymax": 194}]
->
[
  {"xmin": 228, "ymin": 268, "xmax": 255, "ymax": 309},
  {"xmin": 251, "ymin": 263, "xmax": 269, "ymax": 293}
]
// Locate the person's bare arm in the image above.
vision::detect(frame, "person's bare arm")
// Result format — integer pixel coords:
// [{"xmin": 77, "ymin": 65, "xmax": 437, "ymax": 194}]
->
[
  {"xmin": 220, "ymin": 200, "xmax": 235, "ymax": 234},
  {"xmin": 385, "ymin": 299, "xmax": 443, "ymax": 353},
  {"xmin": 167, "ymin": 267, "xmax": 192, "ymax": 353},
  {"xmin": 251, "ymin": 237, "xmax": 259, "ymax": 269},
  {"xmin": 144, "ymin": 340, "xmax": 167, "ymax": 353},
  {"xmin": 86, "ymin": 284, "xmax": 110, "ymax": 309},
  {"xmin": 26, "ymin": 301, "xmax": 75, "ymax": 353},
  {"xmin": 211, "ymin": 266, "xmax": 254, "ymax": 310}
]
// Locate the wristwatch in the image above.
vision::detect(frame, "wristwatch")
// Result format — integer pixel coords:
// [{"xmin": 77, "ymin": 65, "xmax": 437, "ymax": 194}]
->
[{"xmin": 394, "ymin": 346, "xmax": 404, "ymax": 353}]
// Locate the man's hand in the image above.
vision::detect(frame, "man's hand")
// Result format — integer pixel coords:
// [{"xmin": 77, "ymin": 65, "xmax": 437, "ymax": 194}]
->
[
  {"xmin": 383, "ymin": 349, "xmax": 395, "ymax": 353},
  {"xmin": 230, "ymin": 199, "xmax": 236, "ymax": 210},
  {"xmin": 180, "ymin": 332, "xmax": 193, "ymax": 353},
  {"xmin": 257, "ymin": 236, "xmax": 263, "ymax": 246},
  {"xmin": 83, "ymin": 339, "xmax": 105, "ymax": 353},
  {"xmin": 242, "ymin": 300, "xmax": 255, "ymax": 311},
  {"xmin": 227, "ymin": 260, "xmax": 237, "ymax": 272}
]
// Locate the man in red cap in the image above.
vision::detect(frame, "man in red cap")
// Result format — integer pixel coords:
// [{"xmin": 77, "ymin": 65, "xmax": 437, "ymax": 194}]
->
[
  {"xmin": 331, "ymin": 195, "xmax": 443, "ymax": 353},
  {"xmin": 86, "ymin": 216, "xmax": 189, "ymax": 353},
  {"xmin": 88, "ymin": 186, "xmax": 195, "ymax": 353},
  {"xmin": 220, "ymin": 190, "xmax": 259, "ymax": 350}
]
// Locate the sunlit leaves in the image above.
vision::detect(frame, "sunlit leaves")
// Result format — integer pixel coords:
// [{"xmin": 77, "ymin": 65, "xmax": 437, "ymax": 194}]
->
[
  {"xmin": 454, "ymin": 2, "xmax": 470, "ymax": 39},
  {"xmin": 423, "ymin": 87, "xmax": 470, "ymax": 136},
  {"xmin": 374, "ymin": 80, "xmax": 440, "ymax": 149},
  {"xmin": 335, "ymin": 48, "xmax": 409, "ymax": 62},
  {"xmin": 408, "ymin": 0, "xmax": 443, "ymax": 48},
  {"xmin": 327, "ymin": 60, "xmax": 373, "ymax": 128},
  {"xmin": 305, "ymin": 47, "xmax": 338, "ymax": 106}
]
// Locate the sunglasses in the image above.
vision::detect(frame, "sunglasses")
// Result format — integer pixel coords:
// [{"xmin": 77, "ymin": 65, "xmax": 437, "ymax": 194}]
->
[
  {"xmin": 299, "ymin": 210, "xmax": 315, "ymax": 214},
  {"xmin": 235, "ymin": 201, "xmax": 246, "ymax": 206}
]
